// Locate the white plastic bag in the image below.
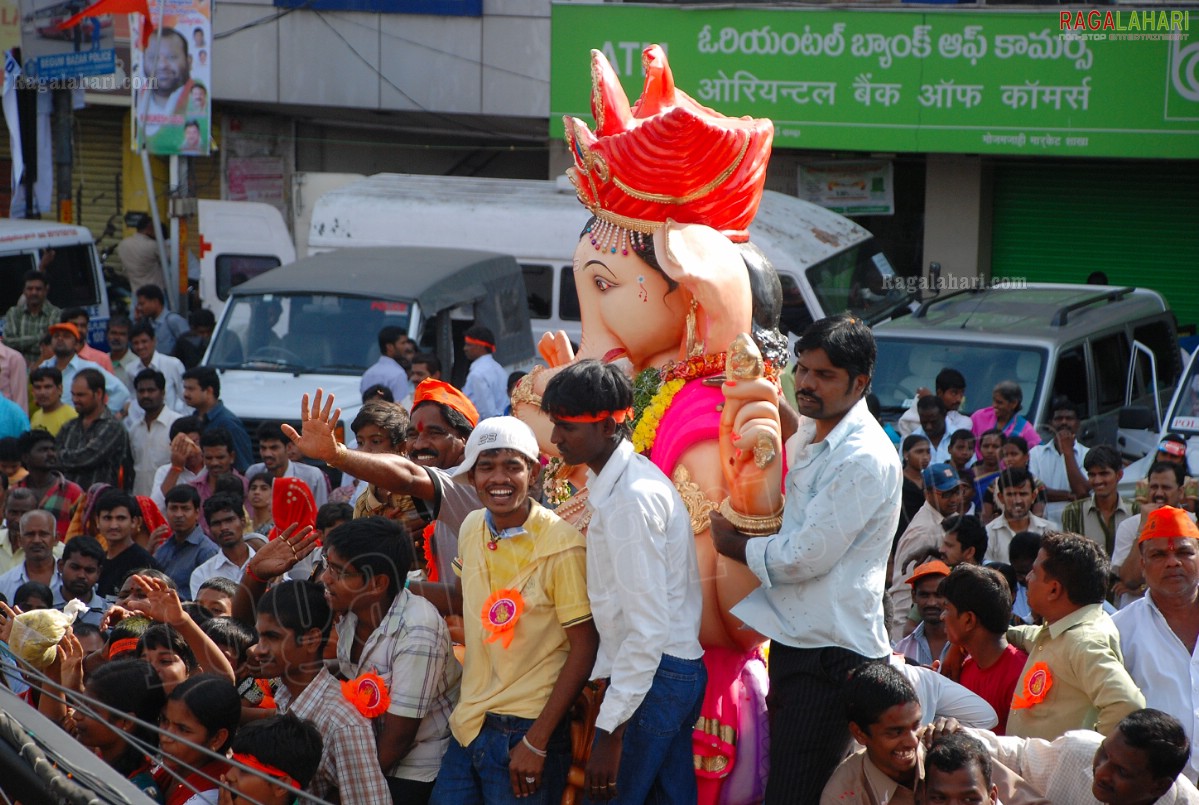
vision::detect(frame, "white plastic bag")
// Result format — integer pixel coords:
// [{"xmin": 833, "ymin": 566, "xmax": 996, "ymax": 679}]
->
[{"xmin": 9, "ymin": 599, "xmax": 88, "ymax": 670}]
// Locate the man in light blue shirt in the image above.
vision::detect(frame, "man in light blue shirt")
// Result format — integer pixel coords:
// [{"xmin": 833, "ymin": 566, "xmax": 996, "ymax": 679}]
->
[
  {"xmin": 461, "ymin": 324, "xmax": 508, "ymax": 420},
  {"xmin": 712, "ymin": 315, "xmax": 902, "ymax": 805},
  {"xmin": 40, "ymin": 323, "xmax": 131, "ymax": 413},
  {"xmin": 359, "ymin": 325, "xmax": 411, "ymax": 403}
]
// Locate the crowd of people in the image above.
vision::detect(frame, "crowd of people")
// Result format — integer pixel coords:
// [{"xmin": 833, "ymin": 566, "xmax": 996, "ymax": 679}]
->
[{"xmin": 0, "ymin": 267, "xmax": 1196, "ymax": 805}]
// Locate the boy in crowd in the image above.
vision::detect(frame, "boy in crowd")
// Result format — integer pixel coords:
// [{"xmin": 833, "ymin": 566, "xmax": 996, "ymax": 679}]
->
[
  {"xmin": 1008, "ymin": 530, "xmax": 1041, "ymax": 623},
  {"xmin": 895, "ymin": 560, "xmax": 951, "ymax": 666},
  {"xmin": 222, "ymin": 714, "xmax": 325, "ymax": 805},
  {"xmin": 897, "ymin": 368, "xmax": 971, "ymax": 438},
  {"xmin": 923, "ymin": 733, "xmax": 1002, "ymax": 805},
  {"xmin": 940, "ymin": 514, "xmax": 988, "ymax": 568},
  {"xmin": 57, "ymin": 535, "xmax": 109, "ymax": 626},
  {"xmin": 15, "ymin": 428, "xmax": 82, "ymax": 537},
  {"xmin": 433, "ymin": 417, "xmax": 597, "ymax": 805},
  {"xmin": 194, "ymin": 576, "xmax": 236, "ymax": 617},
  {"xmin": 94, "ymin": 491, "xmax": 160, "ymax": 599},
  {"xmin": 152, "ymin": 485, "xmax": 218, "ymax": 598},
  {"xmin": 949, "ymin": 429, "xmax": 976, "ymax": 477},
  {"xmin": 1061, "ymin": 444, "xmax": 1139, "ymax": 559},
  {"xmin": 1006, "ymin": 531, "xmax": 1144, "ymax": 740},
  {"xmin": 542, "ymin": 360, "xmax": 705, "ymax": 802},
  {"xmin": 985, "ymin": 468, "xmax": 1052, "ymax": 564},
  {"xmin": 29, "ymin": 367, "xmax": 77, "ymax": 436},
  {"xmin": 939, "ymin": 563, "xmax": 1028, "ymax": 734},
  {"xmin": 246, "ymin": 422, "xmax": 329, "ymax": 506},
  {"xmin": 189, "ymin": 494, "xmax": 253, "ymax": 594}
]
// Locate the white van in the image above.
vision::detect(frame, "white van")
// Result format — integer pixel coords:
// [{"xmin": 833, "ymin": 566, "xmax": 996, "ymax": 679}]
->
[
  {"xmin": 0, "ymin": 220, "xmax": 111, "ymax": 347},
  {"xmin": 196, "ymin": 200, "xmax": 296, "ymax": 320},
  {"xmin": 305, "ymin": 173, "xmax": 914, "ymax": 347}
]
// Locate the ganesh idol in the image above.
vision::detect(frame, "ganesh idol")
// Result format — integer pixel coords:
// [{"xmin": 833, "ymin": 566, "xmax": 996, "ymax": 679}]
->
[{"xmin": 511, "ymin": 45, "xmax": 788, "ymax": 805}]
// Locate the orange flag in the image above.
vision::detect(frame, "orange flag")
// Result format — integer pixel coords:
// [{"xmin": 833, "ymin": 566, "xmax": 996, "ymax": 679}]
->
[{"xmin": 57, "ymin": 0, "xmax": 154, "ymax": 49}]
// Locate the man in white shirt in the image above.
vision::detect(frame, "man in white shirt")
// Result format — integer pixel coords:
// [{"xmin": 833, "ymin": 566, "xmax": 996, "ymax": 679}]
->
[
  {"xmin": 1028, "ymin": 397, "xmax": 1091, "ymax": 523},
  {"xmin": 542, "ymin": 361, "xmax": 705, "ymax": 803},
  {"xmin": 889, "ymin": 463, "xmax": 963, "ymax": 636},
  {"xmin": 1113, "ymin": 506, "xmax": 1199, "ymax": 781},
  {"xmin": 39, "ymin": 323, "xmax": 131, "ymax": 413},
  {"xmin": 127, "ymin": 368, "xmax": 182, "ymax": 497},
  {"xmin": 124, "ymin": 321, "xmax": 188, "ymax": 420},
  {"xmin": 913, "ymin": 396, "xmax": 956, "ymax": 465},
  {"xmin": 985, "ymin": 467, "xmax": 1052, "ymax": 564},
  {"xmin": 190, "ymin": 493, "xmax": 255, "ymax": 594},
  {"xmin": 359, "ymin": 325, "xmax": 411, "ymax": 404},
  {"xmin": 150, "ymin": 416, "xmax": 204, "ymax": 513},
  {"xmin": 245, "ymin": 422, "xmax": 328, "ymax": 507},
  {"xmin": 460, "ymin": 325, "xmax": 508, "ymax": 420},
  {"xmin": 0, "ymin": 510, "xmax": 63, "ymax": 604},
  {"xmin": 56, "ymin": 536, "xmax": 109, "ymax": 627},
  {"xmin": 711, "ymin": 316, "xmax": 902, "ymax": 804},
  {"xmin": 897, "ymin": 368, "xmax": 971, "ymax": 438}
]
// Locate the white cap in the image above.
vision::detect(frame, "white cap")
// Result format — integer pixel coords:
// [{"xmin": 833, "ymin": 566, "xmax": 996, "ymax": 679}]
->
[{"xmin": 451, "ymin": 416, "xmax": 540, "ymax": 482}]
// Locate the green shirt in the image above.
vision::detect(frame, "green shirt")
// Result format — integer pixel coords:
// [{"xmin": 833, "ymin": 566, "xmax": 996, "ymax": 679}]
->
[
  {"xmin": 3, "ymin": 300, "xmax": 61, "ymax": 365},
  {"xmin": 1006, "ymin": 603, "xmax": 1144, "ymax": 741},
  {"xmin": 1060, "ymin": 495, "xmax": 1140, "ymax": 559}
]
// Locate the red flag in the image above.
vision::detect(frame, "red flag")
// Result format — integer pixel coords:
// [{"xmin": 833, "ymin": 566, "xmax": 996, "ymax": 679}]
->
[{"xmin": 57, "ymin": 0, "xmax": 154, "ymax": 49}]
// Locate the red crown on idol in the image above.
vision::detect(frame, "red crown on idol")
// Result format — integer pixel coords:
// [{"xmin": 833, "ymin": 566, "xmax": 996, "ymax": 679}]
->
[{"xmin": 564, "ymin": 45, "xmax": 774, "ymax": 244}]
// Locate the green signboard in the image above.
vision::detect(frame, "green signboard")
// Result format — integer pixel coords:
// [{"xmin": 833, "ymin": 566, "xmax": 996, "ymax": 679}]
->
[{"xmin": 550, "ymin": 4, "xmax": 1199, "ymax": 158}]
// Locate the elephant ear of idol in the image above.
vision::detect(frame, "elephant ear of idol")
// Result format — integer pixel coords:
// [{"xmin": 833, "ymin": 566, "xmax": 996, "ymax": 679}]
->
[{"xmin": 563, "ymin": 45, "xmax": 774, "ymax": 244}]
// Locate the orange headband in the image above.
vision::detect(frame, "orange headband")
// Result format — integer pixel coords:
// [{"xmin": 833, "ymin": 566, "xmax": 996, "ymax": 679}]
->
[
  {"xmin": 231, "ymin": 753, "xmax": 300, "ymax": 789},
  {"xmin": 108, "ymin": 637, "xmax": 139, "ymax": 658},
  {"xmin": 465, "ymin": 336, "xmax": 495, "ymax": 350},
  {"xmin": 551, "ymin": 407, "xmax": 634, "ymax": 424}
]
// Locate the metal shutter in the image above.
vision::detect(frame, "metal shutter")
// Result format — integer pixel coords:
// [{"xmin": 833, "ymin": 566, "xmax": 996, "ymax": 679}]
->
[
  {"xmin": 71, "ymin": 106, "xmax": 126, "ymax": 239},
  {"xmin": 991, "ymin": 160, "xmax": 1199, "ymax": 331}
]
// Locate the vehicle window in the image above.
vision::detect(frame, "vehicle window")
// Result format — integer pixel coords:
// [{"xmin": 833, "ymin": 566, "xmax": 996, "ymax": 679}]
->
[
  {"xmin": 1170, "ymin": 358, "xmax": 1199, "ymax": 433},
  {"xmin": 0, "ymin": 253, "xmax": 34, "ymax": 313},
  {"xmin": 1132, "ymin": 319, "xmax": 1180, "ymax": 394},
  {"xmin": 216, "ymin": 255, "xmax": 282, "ymax": 301},
  {"xmin": 522, "ymin": 265, "xmax": 552, "ymax": 320},
  {"xmin": 1051, "ymin": 346, "xmax": 1090, "ymax": 418},
  {"xmin": 873, "ymin": 337, "xmax": 1047, "ymax": 421},
  {"xmin": 559, "ymin": 266, "xmax": 580, "ymax": 321},
  {"xmin": 778, "ymin": 273, "xmax": 814, "ymax": 337},
  {"xmin": 1090, "ymin": 332, "xmax": 1130, "ymax": 412},
  {"xmin": 804, "ymin": 239, "xmax": 910, "ymax": 324},
  {"xmin": 42, "ymin": 246, "xmax": 99, "ymax": 308},
  {"xmin": 209, "ymin": 293, "xmax": 412, "ymax": 374}
]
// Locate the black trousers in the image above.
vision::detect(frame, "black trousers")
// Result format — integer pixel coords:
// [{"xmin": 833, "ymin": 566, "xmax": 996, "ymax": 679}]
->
[{"xmin": 764, "ymin": 643, "xmax": 884, "ymax": 805}]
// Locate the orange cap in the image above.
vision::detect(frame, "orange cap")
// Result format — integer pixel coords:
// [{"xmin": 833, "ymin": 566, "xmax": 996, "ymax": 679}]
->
[
  {"xmin": 905, "ymin": 559, "xmax": 952, "ymax": 586},
  {"xmin": 1138, "ymin": 506, "xmax": 1199, "ymax": 544},
  {"xmin": 48, "ymin": 322, "xmax": 81, "ymax": 339},
  {"xmin": 413, "ymin": 379, "xmax": 479, "ymax": 428}
]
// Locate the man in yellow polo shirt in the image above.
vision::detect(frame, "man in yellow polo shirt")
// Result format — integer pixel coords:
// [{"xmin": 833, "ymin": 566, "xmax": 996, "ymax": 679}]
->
[{"xmin": 432, "ymin": 416, "xmax": 598, "ymax": 805}]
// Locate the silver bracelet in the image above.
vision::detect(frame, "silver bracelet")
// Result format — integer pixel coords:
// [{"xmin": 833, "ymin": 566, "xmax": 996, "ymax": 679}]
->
[{"xmin": 521, "ymin": 735, "xmax": 547, "ymax": 758}]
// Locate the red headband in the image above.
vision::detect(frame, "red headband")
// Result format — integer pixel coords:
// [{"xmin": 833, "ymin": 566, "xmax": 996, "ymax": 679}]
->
[
  {"xmin": 551, "ymin": 407, "xmax": 634, "ymax": 423},
  {"xmin": 108, "ymin": 637, "xmax": 139, "ymax": 658},
  {"xmin": 465, "ymin": 336, "xmax": 495, "ymax": 350},
  {"xmin": 231, "ymin": 753, "xmax": 301, "ymax": 789}
]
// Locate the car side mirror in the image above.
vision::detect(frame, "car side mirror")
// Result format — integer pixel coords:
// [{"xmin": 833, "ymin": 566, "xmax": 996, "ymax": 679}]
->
[{"xmin": 1118, "ymin": 405, "xmax": 1157, "ymax": 432}]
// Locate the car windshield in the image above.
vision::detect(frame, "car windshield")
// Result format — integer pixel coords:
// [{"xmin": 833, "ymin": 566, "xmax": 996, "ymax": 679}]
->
[
  {"xmin": 208, "ymin": 293, "xmax": 413, "ymax": 374},
  {"xmin": 1167, "ymin": 356, "xmax": 1199, "ymax": 435},
  {"xmin": 805, "ymin": 238, "xmax": 913, "ymax": 325},
  {"xmin": 873, "ymin": 336, "xmax": 1048, "ymax": 424}
]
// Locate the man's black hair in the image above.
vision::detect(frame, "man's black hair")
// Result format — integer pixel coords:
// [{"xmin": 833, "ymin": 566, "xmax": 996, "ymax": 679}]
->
[
  {"xmin": 22, "ymin": 270, "xmax": 48, "ymax": 286},
  {"xmin": 136, "ymin": 284, "xmax": 166, "ymax": 304},
  {"xmin": 323, "ymin": 517, "xmax": 415, "ymax": 599},
  {"xmin": 256, "ymin": 421, "xmax": 287, "ymax": 445},
  {"xmin": 133, "ymin": 368, "xmax": 166, "ymax": 391},
  {"xmin": 362, "ymin": 384, "xmax": 394, "ymax": 403},
  {"xmin": 198, "ymin": 576, "xmax": 239, "ymax": 600},
  {"xmin": 917, "ymin": 395, "xmax": 947, "ymax": 415},
  {"xmin": 1003, "ymin": 435, "xmax": 1030, "ymax": 455},
  {"xmin": 1149, "ymin": 460, "xmax": 1187, "ymax": 487},
  {"xmin": 200, "ymin": 616, "xmax": 257, "ymax": 666},
  {"xmin": 997, "ymin": 466, "xmax": 1033, "ymax": 492},
  {"xmin": 95, "ymin": 490, "xmax": 142, "ymax": 520},
  {"xmin": 541, "ymin": 359, "xmax": 634, "ymax": 439},
  {"xmin": 85, "ymin": 660, "xmax": 166, "ymax": 775},
  {"xmin": 351, "ymin": 401, "xmax": 408, "ymax": 447},
  {"xmin": 183, "ymin": 366, "xmax": 220, "ymax": 396},
  {"xmin": 170, "ymin": 415, "xmax": 203, "ymax": 440},
  {"xmin": 949, "ymin": 429, "xmax": 975, "ymax": 448},
  {"xmin": 61, "ymin": 306, "xmax": 88, "ymax": 324},
  {"xmin": 28, "ymin": 366, "xmax": 62, "ymax": 386},
  {"xmin": 1050, "ymin": 395, "xmax": 1081, "ymax": 419},
  {"xmin": 188, "ymin": 308, "xmax": 215, "ymax": 329},
  {"xmin": 14, "ymin": 581, "xmax": 54, "ymax": 609},
  {"xmin": 316, "ymin": 502, "xmax": 354, "ymax": 532},
  {"xmin": 844, "ymin": 661, "xmax": 918, "ymax": 732},
  {"xmin": 203, "ymin": 493, "xmax": 244, "ymax": 523},
  {"xmin": 941, "ymin": 514, "xmax": 988, "ymax": 563},
  {"xmin": 257, "ymin": 581, "xmax": 333, "ymax": 647},
  {"xmin": 18, "ymin": 428, "xmax": 55, "ymax": 455},
  {"xmin": 938, "ymin": 564, "xmax": 1011, "ymax": 634},
  {"xmin": 62, "ymin": 535, "xmax": 104, "ymax": 565},
  {"xmin": 935, "ymin": 369, "xmax": 966, "ymax": 393},
  {"xmin": 228, "ymin": 714, "xmax": 324, "ymax": 790},
  {"xmin": 200, "ymin": 427, "xmax": 235, "ymax": 453},
  {"xmin": 1083, "ymin": 444, "xmax": 1123, "ymax": 474},
  {"xmin": 129, "ymin": 320, "xmax": 156, "ymax": 341},
  {"xmin": 165, "ymin": 484, "xmax": 202, "ymax": 509},
  {"xmin": 1040, "ymin": 530, "xmax": 1109, "ymax": 606},
  {"xmin": 74, "ymin": 368, "xmax": 106, "ymax": 394},
  {"xmin": 108, "ymin": 315, "xmax": 133, "ymax": 332},
  {"xmin": 1118, "ymin": 709, "xmax": 1190, "ymax": 782},
  {"xmin": 412, "ymin": 353, "xmax": 441, "ymax": 375},
  {"xmin": 464, "ymin": 324, "xmax": 496, "ymax": 353},
  {"xmin": 140, "ymin": 623, "xmax": 198, "ymax": 672},
  {"xmin": 376, "ymin": 325, "xmax": 405, "ymax": 353},
  {"xmin": 926, "ymin": 733, "xmax": 993, "ymax": 789},
  {"xmin": 794, "ymin": 314, "xmax": 876, "ymax": 386}
]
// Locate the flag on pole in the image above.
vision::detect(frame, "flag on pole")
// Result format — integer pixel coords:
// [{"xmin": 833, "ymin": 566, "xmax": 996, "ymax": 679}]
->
[{"xmin": 57, "ymin": 0, "xmax": 155, "ymax": 48}]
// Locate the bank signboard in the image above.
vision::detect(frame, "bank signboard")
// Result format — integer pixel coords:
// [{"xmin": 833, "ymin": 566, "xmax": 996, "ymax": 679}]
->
[{"xmin": 550, "ymin": 4, "xmax": 1199, "ymax": 159}]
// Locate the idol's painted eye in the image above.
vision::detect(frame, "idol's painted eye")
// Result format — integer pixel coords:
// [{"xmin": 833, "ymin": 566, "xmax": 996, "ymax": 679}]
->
[{"xmin": 593, "ymin": 276, "xmax": 613, "ymax": 292}]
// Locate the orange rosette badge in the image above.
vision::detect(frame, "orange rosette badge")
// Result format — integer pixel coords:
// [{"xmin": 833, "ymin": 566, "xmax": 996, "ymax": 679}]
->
[
  {"xmin": 481, "ymin": 588, "xmax": 525, "ymax": 649},
  {"xmin": 341, "ymin": 671, "xmax": 390, "ymax": 719},
  {"xmin": 1012, "ymin": 662, "xmax": 1054, "ymax": 710}
]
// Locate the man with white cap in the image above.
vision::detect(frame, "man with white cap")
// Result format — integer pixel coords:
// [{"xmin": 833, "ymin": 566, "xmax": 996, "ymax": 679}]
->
[
  {"xmin": 541, "ymin": 359, "xmax": 705, "ymax": 805},
  {"xmin": 431, "ymin": 416, "xmax": 597, "ymax": 805}
]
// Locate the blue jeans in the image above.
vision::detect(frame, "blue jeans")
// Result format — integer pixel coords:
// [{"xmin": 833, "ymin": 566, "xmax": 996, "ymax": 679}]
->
[
  {"xmin": 585, "ymin": 654, "xmax": 707, "ymax": 805},
  {"xmin": 430, "ymin": 714, "xmax": 571, "ymax": 805}
]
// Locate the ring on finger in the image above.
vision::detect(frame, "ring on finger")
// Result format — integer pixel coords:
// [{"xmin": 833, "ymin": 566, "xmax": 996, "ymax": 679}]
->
[{"xmin": 524, "ymin": 776, "xmax": 536, "ymax": 784}]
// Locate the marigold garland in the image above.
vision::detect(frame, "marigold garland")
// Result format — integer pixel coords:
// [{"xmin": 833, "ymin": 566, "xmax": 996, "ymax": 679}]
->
[{"xmin": 632, "ymin": 378, "xmax": 686, "ymax": 455}]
